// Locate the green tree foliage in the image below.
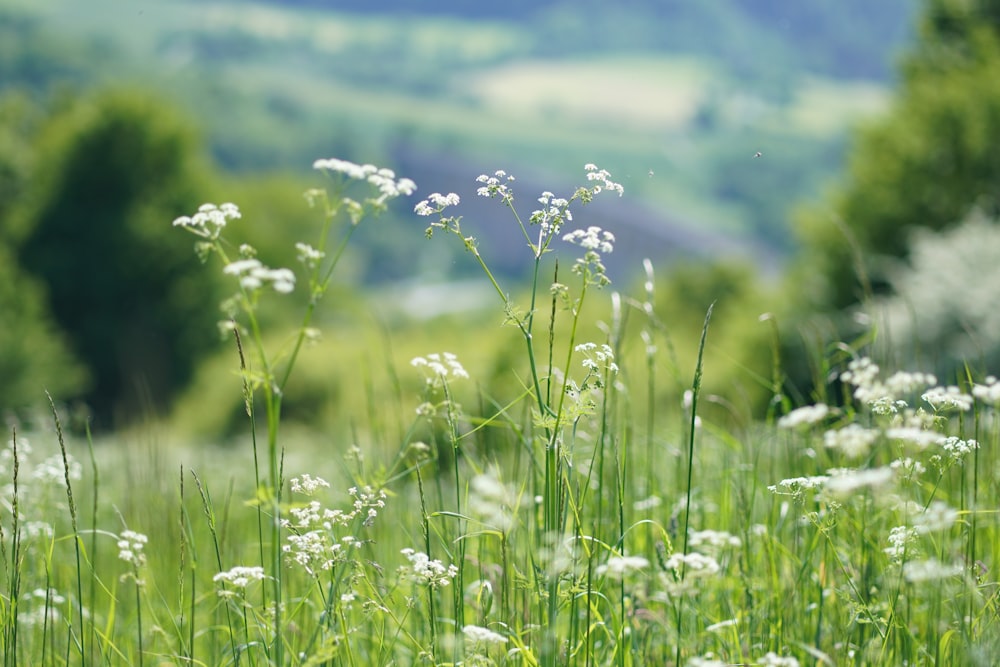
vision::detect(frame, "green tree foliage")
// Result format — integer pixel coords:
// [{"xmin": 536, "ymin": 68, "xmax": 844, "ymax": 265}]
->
[
  {"xmin": 10, "ymin": 90, "xmax": 223, "ymax": 424},
  {"xmin": 0, "ymin": 93, "xmax": 89, "ymax": 413},
  {"xmin": 796, "ymin": 0, "xmax": 1000, "ymax": 310}
]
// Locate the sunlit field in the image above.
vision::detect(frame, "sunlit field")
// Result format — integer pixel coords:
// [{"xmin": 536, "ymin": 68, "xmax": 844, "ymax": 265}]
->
[{"xmin": 3, "ymin": 159, "xmax": 998, "ymax": 667}]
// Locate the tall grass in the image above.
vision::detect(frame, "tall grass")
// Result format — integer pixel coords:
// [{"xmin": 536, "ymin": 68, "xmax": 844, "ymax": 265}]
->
[{"xmin": 1, "ymin": 159, "xmax": 998, "ymax": 666}]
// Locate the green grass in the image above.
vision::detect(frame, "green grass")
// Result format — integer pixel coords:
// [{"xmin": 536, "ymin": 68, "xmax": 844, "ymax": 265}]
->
[{"xmin": 2, "ymin": 160, "xmax": 999, "ymax": 666}]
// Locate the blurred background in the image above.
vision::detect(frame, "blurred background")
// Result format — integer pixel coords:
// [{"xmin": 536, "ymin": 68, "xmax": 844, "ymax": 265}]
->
[{"xmin": 4, "ymin": 0, "xmax": 998, "ymax": 436}]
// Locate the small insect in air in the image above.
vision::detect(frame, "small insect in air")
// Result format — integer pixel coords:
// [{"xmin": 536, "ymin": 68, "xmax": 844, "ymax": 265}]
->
[
  {"xmin": 648, "ymin": 169, "xmax": 654, "ymax": 178},
  {"xmin": 754, "ymin": 151, "xmax": 762, "ymax": 159}
]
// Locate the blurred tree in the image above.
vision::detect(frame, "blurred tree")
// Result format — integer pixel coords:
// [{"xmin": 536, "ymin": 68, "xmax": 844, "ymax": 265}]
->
[
  {"xmin": 795, "ymin": 0, "xmax": 1000, "ymax": 310},
  {"xmin": 0, "ymin": 93, "xmax": 88, "ymax": 413},
  {"xmin": 9, "ymin": 90, "xmax": 224, "ymax": 425}
]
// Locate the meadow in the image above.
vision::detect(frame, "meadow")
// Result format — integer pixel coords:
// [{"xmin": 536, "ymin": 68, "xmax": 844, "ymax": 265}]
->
[{"xmin": 3, "ymin": 158, "xmax": 998, "ymax": 666}]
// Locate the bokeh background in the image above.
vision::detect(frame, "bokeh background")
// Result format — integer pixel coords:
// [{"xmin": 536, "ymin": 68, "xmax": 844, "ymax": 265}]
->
[{"xmin": 5, "ymin": 0, "xmax": 998, "ymax": 436}]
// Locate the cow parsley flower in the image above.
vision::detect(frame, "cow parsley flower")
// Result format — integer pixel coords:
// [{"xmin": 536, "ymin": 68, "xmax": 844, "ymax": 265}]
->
[
  {"xmin": 476, "ymin": 170, "xmax": 515, "ymax": 202},
  {"xmin": 563, "ymin": 226, "xmax": 615, "ymax": 254},
  {"xmin": 596, "ymin": 555, "xmax": 649, "ymax": 578},
  {"xmin": 172, "ymin": 202, "xmax": 242, "ymax": 240},
  {"xmin": 922, "ymin": 385, "xmax": 973, "ymax": 411},
  {"xmin": 463, "ymin": 624, "xmax": 506, "ymax": 646},
  {"xmin": 213, "ymin": 565, "xmax": 267, "ymax": 590},
  {"xmin": 414, "ymin": 192, "xmax": 460, "ymax": 216},
  {"xmin": 399, "ymin": 548, "xmax": 458, "ymax": 588},
  {"xmin": 777, "ymin": 403, "xmax": 830, "ymax": 429},
  {"xmin": 411, "ymin": 352, "xmax": 469, "ymax": 384}
]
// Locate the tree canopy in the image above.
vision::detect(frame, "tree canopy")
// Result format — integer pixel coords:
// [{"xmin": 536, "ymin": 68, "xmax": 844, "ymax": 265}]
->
[{"xmin": 796, "ymin": 0, "xmax": 1000, "ymax": 310}]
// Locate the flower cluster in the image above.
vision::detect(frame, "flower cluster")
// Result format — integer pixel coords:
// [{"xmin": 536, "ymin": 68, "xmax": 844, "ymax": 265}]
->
[
  {"xmin": 476, "ymin": 170, "xmax": 515, "ymax": 203},
  {"xmin": 777, "ymin": 403, "xmax": 830, "ymax": 429},
  {"xmin": 563, "ymin": 226, "xmax": 615, "ymax": 254},
  {"xmin": 282, "ymin": 484, "xmax": 386, "ymax": 575},
  {"xmin": 399, "ymin": 548, "xmax": 458, "ymax": 588},
  {"xmin": 117, "ymin": 530, "xmax": 148, "ymax": 576},
  {"xmin": 172, "ymin": 202, "xmax": 242, "ymax": 240},
  {"xmin": 213, "ymin": 565, "xmax": 267, "ymax": 592},
  {"xmin": 414, "ymin": 192, "xmax": 461, "ymax": 217},
  {"xmin": 575, "ymin": 342, "xmax": 619, "ymax": 374},
  {"xmin": 596, "ymin": 555, "xmax": 649, "ymax": 578},
  {"xmin": 411, "ymin": 352, "xmax": 469, "ymax": 385},
  {"xmin": 468, "ymin": 471, "xmax": 519, "ymax": 533},
  {"xmin": 530, "ymin": 191, "xmax": 572, "ymax": 237},
  {"xmin": 462, "ymin": 624, "xmax": 507, "ymax": 646},
  {"xmin": 223, "ymin": 258, "xmax": 296, "ymax": 294},
  {"xmin": 313, "ymin": 158, "xmax": 416, "ymax": 202},
  {"xmin": 583, "ymin": 163, "xmax": 624, "ymax": 196}
]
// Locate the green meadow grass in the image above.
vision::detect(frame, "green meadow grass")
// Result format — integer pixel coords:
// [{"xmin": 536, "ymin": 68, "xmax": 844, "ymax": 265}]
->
[{"xmin": 3, "ymin": 161, "xmax": 998, "ymax": 667}]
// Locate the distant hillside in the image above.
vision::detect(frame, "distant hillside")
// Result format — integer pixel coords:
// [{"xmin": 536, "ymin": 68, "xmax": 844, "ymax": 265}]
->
[{"xmin": 255, "ymin": 0, "xmax": 917, "ymax": 81}]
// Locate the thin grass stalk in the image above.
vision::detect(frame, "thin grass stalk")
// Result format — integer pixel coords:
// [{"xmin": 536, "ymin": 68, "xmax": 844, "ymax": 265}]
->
[
  {"xmin": 190, "ymin": 470, "xmax": 239, "ymax": 665},
  {"xmin": 84, "ymin": 421, "xmax": 98, "ymax": 665},
  {"xmin": 46, "ymin": 392, "xmax": 85, "ymax": 665},
  {"xmin": 7, "ymin": 427, "xmax": 21, "ymax": 667},
  {"xmin": 674, "ymin": 302, "xmax": 713, "ymax": 665}
]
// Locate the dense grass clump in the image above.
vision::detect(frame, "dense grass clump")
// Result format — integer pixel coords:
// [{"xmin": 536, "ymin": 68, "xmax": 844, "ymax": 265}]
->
[{"xmin": 2, "ymin": 160, "xmax": 998, "ymax": 666}]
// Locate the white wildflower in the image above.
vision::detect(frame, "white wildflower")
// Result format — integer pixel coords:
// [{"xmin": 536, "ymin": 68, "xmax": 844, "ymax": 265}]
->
[
  {"xmin": 823, "ymin": 424, "xmax": 878, "ymax": 458},
  {"xmin": 824, "ymin": 467, "xmax": 894, "ymax": 498},
  {"xmin": 414, "ymin": 192, "xmax": 460, "ymax": 216},
  {"xmin": 688, "ymin": 529, "xmax": 742, "ymax": 552},
  {"xmin": 940, "ymin": 436, "xmax": 978, "ymax": 462},
  {"xmin": 777, "ymin": 403, "xmax": 830, "ymax": 429},
  {"xmin": 563, "ymin": 226, "xmax": 615, "ymax": 254},
  {"xmin": 914, "ymin": 500, "xmax": 958, "ymax": 534},
  {"xmin": 903, "ymin": 558, "xmax": 963, "ymax": 582},
  {"xmin": 463, "ymin": 624, "xmax": 506, "ymax": 646},
  {"xmin": 921, "ymin": 386, "xmax": 973, "ymax": 411},
  {"xmin": 411, "ymin": 352, "xmax": 469, "ymax": 384},
  {"xmin": 757, "ymin": 652, "xmax": 800, "ymax": 667},
  {"xmin": 117, "ymin": 530, "xmax": 148, "ymax": 567},
  {"xmin": 399, "ymin": 548, "xmax": 458, "ymax": 588},
  {"xmin": 290, "ymin": 474, "xmax": 330, "ymax": 495},
  {"xmin": 172, "ymin": 202, "xmax": 241, "ymax": 239},
  {"xmin": 884, "ymin": 525, "xmax": 918, "ymax": 563},
  {"xmin": 213, "ymin": 565, "xmax": 267, "ymax": 589},
  {"xmin": 597, "ymin": 555, "xmax": 649, "ymax": 578},
  {"xmin": 664, "ymin": 552, "xmax": 720, "ymax": 578},
  {"xmin": 972, "ymin": 375, "xmax": 1000, "ymax": 404},
  {"xmin": 885, "ymin": 427, "xmax": 944, "ymax": 451}
]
